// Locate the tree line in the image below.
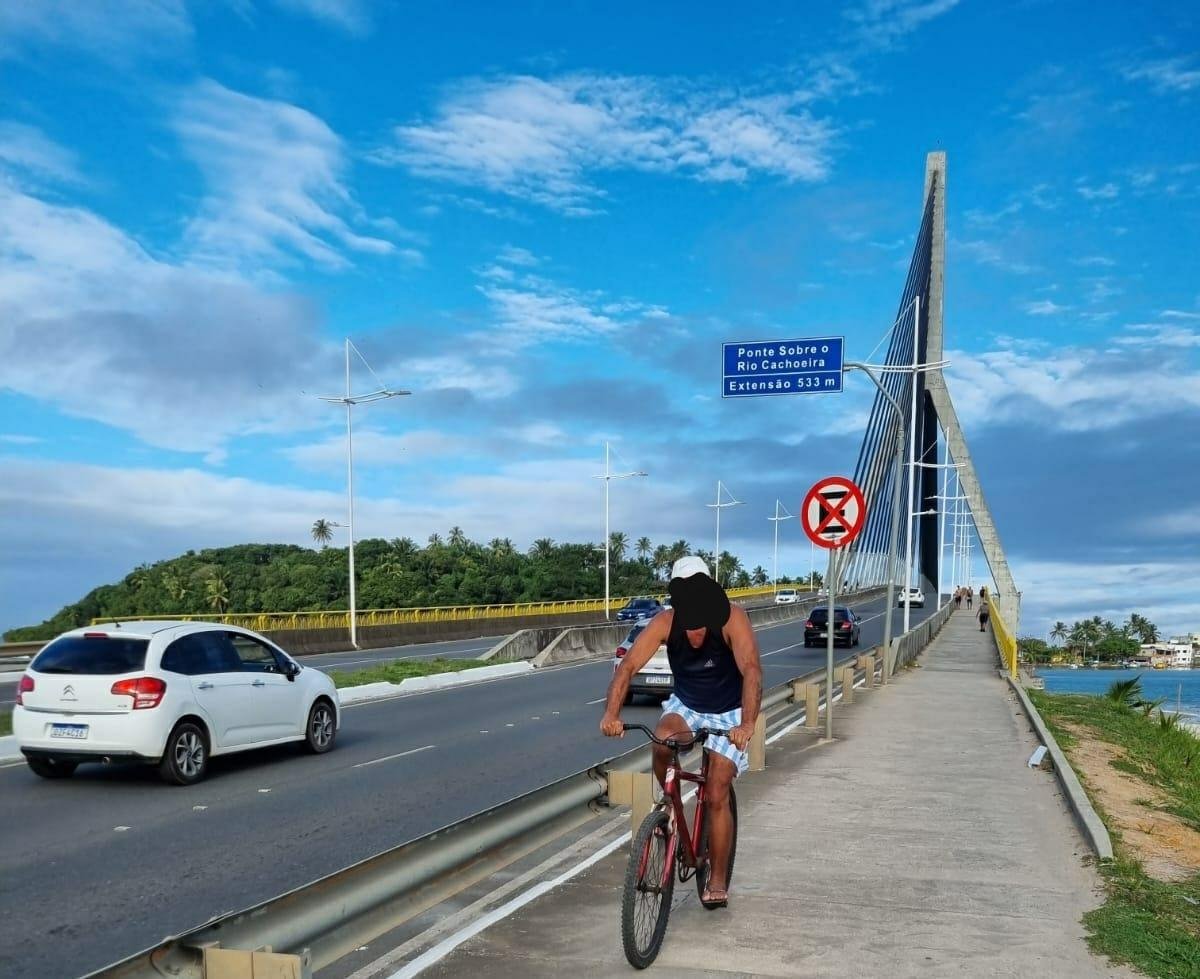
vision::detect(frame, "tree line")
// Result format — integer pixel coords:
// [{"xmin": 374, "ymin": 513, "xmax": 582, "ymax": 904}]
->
[
  {"xmin": 1017, "ymin": 613, "xmax": 1161, "ymax": 665},
  {"xmin": 4, "ymin": 528, "xmax": 816, "ymax": 641}
]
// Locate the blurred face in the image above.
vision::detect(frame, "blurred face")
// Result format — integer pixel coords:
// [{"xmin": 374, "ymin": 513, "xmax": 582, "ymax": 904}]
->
[{"xmin": 685, "ymin": 627, "xmax": 707, "ymax": 649}]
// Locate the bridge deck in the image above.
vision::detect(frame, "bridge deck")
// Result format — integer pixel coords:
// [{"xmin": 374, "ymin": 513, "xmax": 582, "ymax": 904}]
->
[{"xmin": 422, "ymin": 610, "xmax": 1133, "ymax": 978}]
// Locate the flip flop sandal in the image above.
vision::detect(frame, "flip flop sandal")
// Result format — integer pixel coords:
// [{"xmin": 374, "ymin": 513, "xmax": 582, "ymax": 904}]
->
[{"xmin": 700, "ymin": 888, "xmax": 729, "ymax": 910}]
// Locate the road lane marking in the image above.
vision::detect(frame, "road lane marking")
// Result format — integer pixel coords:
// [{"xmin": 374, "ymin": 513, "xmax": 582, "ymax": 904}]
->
[
  {"xmin": 353, "ymin": 744, "xmax": 435, "ymax": 769},
  {"xmin": 585, "ymin": 697, "xmax": 606, "ymax": 705},
  {"xmin": 114, "ymin": 826, "xmax": 130, "ymax": 832}
]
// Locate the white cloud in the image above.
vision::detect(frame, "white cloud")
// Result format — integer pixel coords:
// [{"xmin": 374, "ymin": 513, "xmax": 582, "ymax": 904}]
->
[
  {"xmin": 1076, "ymin": 181, "xmax": 1119, "ymax": 201},
  {"xmin": 1071, "ymin": 255, "xmax": 1115, "ymax": 268},
  {"xmin": 0, "ymin": 121, "xmax": 82, "ymax": 184},
  {"xmin": 473, "ymin": 249, "xmax": 668, "ymax": 351},
  {"xmin": 376, "ymin": 73, "xmax": 838, "ymax": 212},
  {"xmin": 1022, "ymin": 299, "xmax": 1067, "ymax": 316},
  {"xmin": 1161, "ymin": 310, "xmax": 1200, "ymax": 321},
  {"xmin": 1123, "ymin": 56, "xmax": 1200, "ymax": 95},
  {"xmin": 958, "ymin": 239, "xmax": 1037, "ymax": 275},
  {"xmin": 1118, "ymin": 323, "xmax": 1200, "ymax": 349},
  {"xmin": 175, "ymin": 80, "xmax": 395, "ymax": 269},
  {"xmin": 1014, "ymin": 557, "xmax": 1200, "ymax": 641},
  {"xmin": 497, "ymin": 244, "xmax": 539, "ymax": 267},
  {"xmin": 273, "ymin": 0, "xmax": 371, "ymax": 34},
  {"xmin": 0, "ymin": 433, "xmax": 40, "ymax": 444},
  {"xmin": 284, "ymin": 429, "xmax": 471, "ymax": 469},
  {"xmin": 0, "ymin": 182, "xmax": 335, "ymax": 453},
  {"xmin": 0, "ymin": 0, "xmax": 191, "ymax": 61},
  {"xmin": 844, "ymin": 0, "xmax": 961, "ymax": 49},
  {"xmin": 946, "ymin": 337, "xmax": 1200, "ymax": 433}
]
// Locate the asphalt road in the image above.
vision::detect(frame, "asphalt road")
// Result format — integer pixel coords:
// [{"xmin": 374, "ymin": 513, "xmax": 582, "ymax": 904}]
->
[{"xmin": 0, "ymin": 596, "xmax": 935, "ymax": 978}]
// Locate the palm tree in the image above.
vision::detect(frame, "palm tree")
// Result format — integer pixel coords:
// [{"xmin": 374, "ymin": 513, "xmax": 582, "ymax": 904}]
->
[
  {"xmin": 204, "ymin": 573, "xmax": 230, "ymax": 613},
  {"xmin": 1050, "ymin": 621, "xmax": 1068, "ymax": 647},
  {"xmin": 751, "ymin": 565, "xmax": 768, "ymax": 586},
  {"xmin": 609, "ymin": 531, "xmax": 629, "ymax": 563},
  {"xmin": 448, "ymin": 526, "xmax": 468, "ymax": 549},
  {"xmin": 427, "ymin": 532, "xmax": 443, "ymax": 548},
  {"xmin": 311, "ymin": 519, "xmax": 334, "ymax": 548},
  {"xmin": 531, "ymin": 538, "xmax": 555, "ymax": 559},
  {"xmin": 667, "ymin": 539, "xmax": 690, "ymax": 566},
  {"xmin": 718, "ymin": 553, "xmax": 742, "ymax": 587},
  {"xmin": 1126, "ymin": 613, "xmax": 1158, "ymax": 645},
  {"xmin": 636, "ymin": 536, "xmax": 653, "ymax": 564},
  {"xmin": 162, "ymin": 571, "xmax": 189, "ymax": 604},
  {"xmin": 652, "ymin": 544, "xmax": 670, "ymax": 580}
]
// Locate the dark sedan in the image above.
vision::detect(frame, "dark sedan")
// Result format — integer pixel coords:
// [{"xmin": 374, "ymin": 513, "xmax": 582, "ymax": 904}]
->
[
  {"xmin": 616, "ymin": 597, "xmax": 663, "ymax": 621},
  {"xmin": 803, "ymin": 607, "xmax": 861, "ymax": 648}
]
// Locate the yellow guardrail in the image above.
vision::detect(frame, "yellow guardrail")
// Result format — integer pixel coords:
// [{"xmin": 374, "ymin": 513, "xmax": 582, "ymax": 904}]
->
[
  {"xmin": 989, "ymin": 599, "xmax": 1018, "ymax": 679},
  {"xmin": 90, "ymin": 585, "xmax": 779, "ymax": 633}
]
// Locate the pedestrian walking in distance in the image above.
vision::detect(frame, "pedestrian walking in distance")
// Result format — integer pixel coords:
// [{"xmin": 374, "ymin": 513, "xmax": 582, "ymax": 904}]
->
[
  {"xmin": 954, "ymin": 587, "xmax": 963, "ymax": 610},
  {"xmin": 978, "ymin": 602, "xmax": 990, "ymax": 633},
  {"xmin": 966, "ymin": 587, "xmax": 974, "ymax": 610}
]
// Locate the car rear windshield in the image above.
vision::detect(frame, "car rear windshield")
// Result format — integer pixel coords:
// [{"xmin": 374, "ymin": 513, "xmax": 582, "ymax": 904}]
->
[
  {"xmin": 630, "ymin": 599, "xmax": 657, "ymax": 608},
  {"xmin": 32, "ymin": 636, "xmax": 149, "ymax": 675},
  {"xmin": 809, "ymin": 608, "xmax": 850, "ymax": 623}
]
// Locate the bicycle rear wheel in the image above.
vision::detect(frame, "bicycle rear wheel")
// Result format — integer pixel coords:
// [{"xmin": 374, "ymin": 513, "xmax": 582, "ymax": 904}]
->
[
  {"xmin": 622, "ymin": 809, "xmax": 675, "ymax": 969},
  {"xmin": 695, "ymin": 786, "xmax": 738, "ymax": 903}
]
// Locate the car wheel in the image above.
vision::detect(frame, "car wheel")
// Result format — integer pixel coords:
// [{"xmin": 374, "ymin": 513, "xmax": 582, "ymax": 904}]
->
[
  {"xmin": 26, "ymin": 756, "xmax": 77, "ymax": 779},
  {"xmin": 159, "ymin": 720, "xmax": 209, "ymax": 786},
  {"xmin": 305, "ymin": 699, "xmax": 337, "ymax": 754}
]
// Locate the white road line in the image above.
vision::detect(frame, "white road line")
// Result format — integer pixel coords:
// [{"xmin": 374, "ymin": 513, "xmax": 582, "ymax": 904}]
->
[
  {"xmin": 352, "ymin": 744, "xmax": 435, "ymax": 770},
  {"xmin": 389, "ymin": 829, "xmax": 632, "ymax": 978},
  {"xmin": 585, "ymin": 697, "xmax": 606, "ymax": 705}
]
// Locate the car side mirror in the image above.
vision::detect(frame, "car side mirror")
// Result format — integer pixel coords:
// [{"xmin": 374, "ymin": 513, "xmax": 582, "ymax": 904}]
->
[{"xmin": 285, "ymin": 661, "xmax": 300, "ymax": 681}]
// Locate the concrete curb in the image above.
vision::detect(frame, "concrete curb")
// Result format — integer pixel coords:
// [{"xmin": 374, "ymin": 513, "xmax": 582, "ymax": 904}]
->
[
  {"xmin": 1006, "ymin": 675, "xmax": 1114, "ymax": 861},
  {"xmin": 337, "ymin": 662, "xmax": 534, "ymax": 706}
]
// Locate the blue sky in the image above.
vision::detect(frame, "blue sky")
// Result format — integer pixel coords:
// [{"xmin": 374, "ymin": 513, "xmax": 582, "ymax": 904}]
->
[{"xmin": 1, "ymin": 0, "xmax": 1198, "ymax": 638}]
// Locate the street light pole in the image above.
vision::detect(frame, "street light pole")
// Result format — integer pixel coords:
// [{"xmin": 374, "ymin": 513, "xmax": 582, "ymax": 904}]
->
[
  {"xmin": 768, "ymin": 500, "xmax": 795, "ymax": 595},
  {"xmin": 593, "ymin": 442, "xmax": 646, "ymax": 619},
  {"xmin": 319, "ymin": 338, "xmax": 410, "ymax": 649},
  {"xmin": 707, "ymin": 481, "xmax": 743, "ymax": 584}
]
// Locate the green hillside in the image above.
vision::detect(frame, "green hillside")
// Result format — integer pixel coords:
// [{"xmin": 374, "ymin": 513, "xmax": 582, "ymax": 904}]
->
[{"xmin": 5, "ymin": 530, "xmax": 785, "ymax": 642}]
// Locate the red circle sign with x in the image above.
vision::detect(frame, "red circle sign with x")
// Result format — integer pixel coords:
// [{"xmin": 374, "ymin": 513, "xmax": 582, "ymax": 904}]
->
[{"xmin": 802, "ymin": 476, "xmax": 866, "ymax": 549}]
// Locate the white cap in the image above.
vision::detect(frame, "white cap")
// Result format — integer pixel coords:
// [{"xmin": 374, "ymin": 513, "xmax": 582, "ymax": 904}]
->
[{"xmin": 670, "ymin": 555, "xmax": 710, "ymax": 580}]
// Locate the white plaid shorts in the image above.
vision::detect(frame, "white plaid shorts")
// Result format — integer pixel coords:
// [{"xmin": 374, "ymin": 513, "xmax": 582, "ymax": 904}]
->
[{"xmin": 660, "ymin": 694, "xmax": 748, "ymax": 775}]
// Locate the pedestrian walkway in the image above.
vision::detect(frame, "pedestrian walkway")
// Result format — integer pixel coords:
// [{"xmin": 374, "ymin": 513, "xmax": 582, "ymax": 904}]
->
[{"xmin": 424, "ymin": 611, "xmax": 1133, "ymax": 978}]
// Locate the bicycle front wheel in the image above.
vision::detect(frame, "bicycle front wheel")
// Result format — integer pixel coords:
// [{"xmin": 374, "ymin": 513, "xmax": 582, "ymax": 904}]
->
[{"xmin": 622, "ymin": 809, "xmax": 675, "ymax": 969}]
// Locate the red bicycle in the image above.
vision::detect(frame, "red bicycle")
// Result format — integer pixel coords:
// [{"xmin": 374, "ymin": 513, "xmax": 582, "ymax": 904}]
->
[{"xmin": 619, "ymin": 722, "xmax": 739, "ymax": 969}]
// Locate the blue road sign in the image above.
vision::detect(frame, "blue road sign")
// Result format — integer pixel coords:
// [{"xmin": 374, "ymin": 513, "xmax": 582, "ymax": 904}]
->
[{"xmin": 721, "ymin": 336, "xmax": 844, "ymax": 398}]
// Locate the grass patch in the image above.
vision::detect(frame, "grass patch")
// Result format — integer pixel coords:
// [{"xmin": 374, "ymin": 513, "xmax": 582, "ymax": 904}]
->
[
  {"xmin": 1031, "ymin": 689, "xmax": 1200, "ymax": 978},
  {"xmin": 0, "ymin": 708, "xmax": 10, "ymax": 737},
  {"xmin": 1030, "ymin": 690, "xmax": 1200, "ymax": 830},
  {"xmin": 331, "ymin": 658, "xmax": 491, "ymax": 689}
]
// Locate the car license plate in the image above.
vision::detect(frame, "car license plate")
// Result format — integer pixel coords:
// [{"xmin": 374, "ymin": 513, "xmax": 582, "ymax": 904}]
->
[
  {"xmin": 50, "ymin": 723, "xmax": 89, "ymax": 740},
  {"xmin": 644, "ymin": 675, "xmax": 671, "ymax": 685}
]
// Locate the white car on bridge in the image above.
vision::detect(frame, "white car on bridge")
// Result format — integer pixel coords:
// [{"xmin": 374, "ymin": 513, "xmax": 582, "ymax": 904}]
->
[
  {"xmin": 774, "ymin": 588, "xmax": 800, "ymax": 604},
  {"xmin": 13, "ymin": 621, "xmax": 339, "ymax": 785},
  {"xmin": 897, "ymin": 587, "xmax": 926, "ymax": 608}
]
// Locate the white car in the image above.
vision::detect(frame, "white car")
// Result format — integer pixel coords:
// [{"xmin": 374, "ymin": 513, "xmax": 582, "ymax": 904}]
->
[
  {"xmin": 897, "ymin": 588, "xmax": 926, "ymax": 608},
  {"xmin": 13, "ymin": 621, "xmax": 340, "ymax": 785},
  {"xmin": 774, "ymin": 588, "xmax": 799, "ymax": 605},
  {"xmin": 613, "ymin": 621, "xmax": 673, "ymax": 703}
]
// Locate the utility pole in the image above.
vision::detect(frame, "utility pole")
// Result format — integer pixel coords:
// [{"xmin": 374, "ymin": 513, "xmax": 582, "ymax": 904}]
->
[
  {"xmin": 593, "ymin": 442, "xmax": 646, "ymax": 619},
  {"xmin": 707, "ymin": 481, "xmax": 743, "ymax": 584},
  {"xmin": 768, "ymin": 500, "xmax": 795, "ymax": 594}
]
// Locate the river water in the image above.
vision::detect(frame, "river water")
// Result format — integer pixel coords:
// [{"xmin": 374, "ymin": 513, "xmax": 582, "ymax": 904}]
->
[{"xmin": 1035, "ymin": 667, "xmax": 1200, "ymax": 726}]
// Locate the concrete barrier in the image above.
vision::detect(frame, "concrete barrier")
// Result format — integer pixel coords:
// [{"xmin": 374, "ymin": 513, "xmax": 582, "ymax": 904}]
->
[
  {"xmin": 529, "ymin": 588, "xmax": 889, "ymax": 669},
  {"xmin": 477, "ymin": 628, "xmax": 565, "ymax": 664}
]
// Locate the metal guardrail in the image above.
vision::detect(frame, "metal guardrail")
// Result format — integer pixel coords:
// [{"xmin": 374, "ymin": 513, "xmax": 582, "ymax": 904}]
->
[
  {"xmin": 90, "ymin": 604, "xmax": 938, "ymax": 979},
  {"xmin": 88, "ymin": 586, "xmax": 780, "ymax": 632},
  {"xmin": 988, "ymin": 599, "xmax": 1018, "ymax": 679}
]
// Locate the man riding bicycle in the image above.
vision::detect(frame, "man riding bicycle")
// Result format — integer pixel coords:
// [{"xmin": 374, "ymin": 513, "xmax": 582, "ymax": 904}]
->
[{"xmin": 601, "ymin": 556, "xmax": 763, "ymax": 909}]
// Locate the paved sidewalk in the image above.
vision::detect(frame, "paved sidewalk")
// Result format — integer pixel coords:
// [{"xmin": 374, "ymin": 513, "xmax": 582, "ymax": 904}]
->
[{"xmin": 425, "ymin": 611, "xmax": 1133, "ymax": 978}]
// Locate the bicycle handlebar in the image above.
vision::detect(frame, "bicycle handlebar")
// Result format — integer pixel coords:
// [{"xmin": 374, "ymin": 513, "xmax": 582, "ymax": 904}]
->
[{"xmin": 621, "ymin": 722, "xmax": 730, "ymax": 750}]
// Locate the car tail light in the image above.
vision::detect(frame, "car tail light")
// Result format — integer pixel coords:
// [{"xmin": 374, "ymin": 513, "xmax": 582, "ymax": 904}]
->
[
  {"xmin": 16, "ymin": 674, "xmax": 33, "ymax": 706},
  {"xmin": 804, "ymin": 620, "xmax": 813, "ymax": 629},
  {"xmin": 83, "ymin": 632, "xmax": 109, "ymax": 638},
  {"xmin": 111, "ymin": 676, "xmax": 167, "ymax": 709},
  {"xmin": 616, "ymin": 647, "xmax": 627, "ymax": 658},
  {"xmin": 841, "ymin": 620, "xmax": 852, "ymax": 630}
]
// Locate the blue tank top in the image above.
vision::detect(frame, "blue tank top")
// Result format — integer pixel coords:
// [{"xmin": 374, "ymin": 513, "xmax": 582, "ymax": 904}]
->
[{"xmin": 666, "ymin": 614, "xmax": 743, "ymax": 714}]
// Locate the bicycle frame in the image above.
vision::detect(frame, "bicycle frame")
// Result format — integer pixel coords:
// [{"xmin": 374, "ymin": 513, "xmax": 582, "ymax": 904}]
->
[{"xmin": 634, "ymin": 736, "xmax": 715, "ymax": 888}]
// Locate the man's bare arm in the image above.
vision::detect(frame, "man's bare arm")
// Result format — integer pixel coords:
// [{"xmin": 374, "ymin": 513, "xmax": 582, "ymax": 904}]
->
[
  {"xmin": 724, "ymin": 606, "xmax": 763, "ymax": 745},
  {"xmin": 600, "ymin": 611, "xmax": 672, "ymax": 735}
]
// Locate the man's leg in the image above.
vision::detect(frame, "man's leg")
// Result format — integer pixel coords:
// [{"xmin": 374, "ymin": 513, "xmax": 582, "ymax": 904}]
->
[
  {"xmin": 703, "ymin": 753, "xmax": 738, "ymax": 899},
  {"xmin": 652, "ymin": 713, "xmax": 692, "ymax": 786}
]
